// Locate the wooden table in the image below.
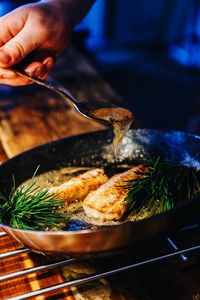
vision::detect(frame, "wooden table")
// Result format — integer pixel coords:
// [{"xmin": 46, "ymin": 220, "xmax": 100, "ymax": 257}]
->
[{"xmin": 0, "ymin": 47, "xmax": 200, "ymax": 300}]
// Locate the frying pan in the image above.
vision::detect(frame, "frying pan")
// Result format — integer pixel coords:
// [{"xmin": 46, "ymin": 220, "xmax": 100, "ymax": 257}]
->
[{"xmin": 1, "ymin": 128, "xmax": 200, "ymax": 256}]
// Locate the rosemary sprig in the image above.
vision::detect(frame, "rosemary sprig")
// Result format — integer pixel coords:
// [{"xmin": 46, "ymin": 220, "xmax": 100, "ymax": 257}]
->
[
  {"xmin": 123, "ymin": 158, "xmax": 200, "ymax": 217},
  {"xmin": 0, "ymin": 180, "xmax": 68, "ymax": 231}
]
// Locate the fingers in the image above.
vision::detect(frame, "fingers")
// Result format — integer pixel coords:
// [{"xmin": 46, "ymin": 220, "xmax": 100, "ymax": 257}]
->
[
  {"xmin": 43, "ymin": 56, "xmax": 55, "ymax": 73},
  {"xmin": 0, "ymin": 68, "xmax": 17, "ymax": 79},
  {"xmin": 0, "ymin": 77, "xmax": 32, "ymax": 86},
  {"xmin": 25, "ymin": 61, "xmax": 46, "ymax": 77},
  {"xmin": 24, "ymin": 56, "xmax": 55, "ymax": 77},
  {"xmin": 0, "ymin": 67, "xmax": 32, "ymax": 86},
  {"xmin": 0, "ymin": 8, "xmax": 26, "ymax": 47},
  {"xmin": 0, "ymin": 55, "xmax": 55, "ymax": 86},
  {"xmin": 0, "ymin": 25, "xmax": 39, "ymax": 68}
]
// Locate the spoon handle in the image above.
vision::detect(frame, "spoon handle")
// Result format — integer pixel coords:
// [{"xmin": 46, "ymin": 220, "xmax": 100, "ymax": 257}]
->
[{"xmin": 10, "ymin": 67, "xmax": 79, "ymax": 106}]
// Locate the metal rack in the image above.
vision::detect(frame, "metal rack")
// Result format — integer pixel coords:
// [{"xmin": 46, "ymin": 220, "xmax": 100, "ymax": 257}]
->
[{"xmin": 1, "ymin": 223, "xmax": 200, "ymax": 300}]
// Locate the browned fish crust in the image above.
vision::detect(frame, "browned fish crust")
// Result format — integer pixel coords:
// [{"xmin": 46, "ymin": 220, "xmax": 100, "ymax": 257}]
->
[
  {"xmin": 83, "ymin": 165, "xmax": 145, "ymax": 221},
  {"xmin": 49, "ymin": 168, "xmax": 108, "ymax": 204}
]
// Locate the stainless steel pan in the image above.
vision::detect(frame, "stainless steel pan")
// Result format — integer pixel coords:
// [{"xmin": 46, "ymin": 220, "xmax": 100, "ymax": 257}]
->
[{"xmin": 1, "ymin": 129, "xmax": 200, "ymax": 256}]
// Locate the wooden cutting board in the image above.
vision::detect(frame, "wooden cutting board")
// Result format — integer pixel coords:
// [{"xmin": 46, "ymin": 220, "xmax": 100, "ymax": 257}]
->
[
  {"xmin": 0, "ymin": 88, "xmax": 105, "ymax": 157},
  {"xmin": 0, "ymin": 141, "xmax": 7, "ymax": 162}
]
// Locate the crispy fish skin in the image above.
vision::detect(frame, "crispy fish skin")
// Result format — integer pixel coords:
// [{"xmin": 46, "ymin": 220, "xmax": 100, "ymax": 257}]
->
[
  {"xmin": 83, "ymin": 165, "xmax": 145, "ymax": 221},
  {"xmin": 49, "ymin": 169, "xmax": 108, "ymax": 204}
]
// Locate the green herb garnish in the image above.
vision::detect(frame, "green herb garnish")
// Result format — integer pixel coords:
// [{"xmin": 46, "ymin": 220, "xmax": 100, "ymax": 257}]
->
[
  {"xmin": 0, "ymin": 179, "xmax": 68, "ymax": 231},
  {"xmin": 123, "ymin": 157, "xmax": 200, "ymax": 217}
]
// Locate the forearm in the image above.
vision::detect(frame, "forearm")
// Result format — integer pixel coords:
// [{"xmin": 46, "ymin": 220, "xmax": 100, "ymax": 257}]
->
[{"xmin": 40, "ymin": 0, "xmax": 95, "ymax": 27}]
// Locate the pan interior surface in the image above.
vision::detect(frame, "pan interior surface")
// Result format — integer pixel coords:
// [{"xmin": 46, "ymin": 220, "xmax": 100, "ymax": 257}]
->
[{"xmin": 0, "ymin": 128, "xmax": 200, "ymax": 255}]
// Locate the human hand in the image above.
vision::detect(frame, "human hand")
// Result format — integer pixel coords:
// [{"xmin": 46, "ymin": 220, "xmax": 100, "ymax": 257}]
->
[{"xmin": 0, "ymin": 0, "xmax": 71, "ymax": 86}]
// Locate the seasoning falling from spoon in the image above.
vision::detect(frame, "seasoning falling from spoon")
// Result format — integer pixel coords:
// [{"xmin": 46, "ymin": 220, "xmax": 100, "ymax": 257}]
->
[{"xmin": 91, "ymin": 107, "xmax": 134, "ymax": 155}]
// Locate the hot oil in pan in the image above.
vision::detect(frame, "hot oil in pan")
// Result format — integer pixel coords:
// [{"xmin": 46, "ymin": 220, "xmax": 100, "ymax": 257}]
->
[
  {"xmin": 90, "ymin": 107, "xmax": 133, "ymax": 156},
  {"xmin": 22, "ymin": 165, "xmax": 133, "ymax": 231}
]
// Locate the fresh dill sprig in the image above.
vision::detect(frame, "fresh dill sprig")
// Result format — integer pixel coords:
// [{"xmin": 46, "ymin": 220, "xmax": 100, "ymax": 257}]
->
[
  {"xmin": 0, "ymin": 180, "xmax": 68, "ymax": 231},
  {"xmin": 122, "ymin": 157, "xmax": 200, "ymax": 217}
]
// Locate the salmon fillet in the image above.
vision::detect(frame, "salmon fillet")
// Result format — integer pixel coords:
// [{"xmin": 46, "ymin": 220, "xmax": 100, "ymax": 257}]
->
[
  {"xmin": 83, "ymin": 165, "xmax": 145, "ymax": 221},
  {"xmin": 49, "ymin": 168, "xmax": 108, "ymax": 204}
]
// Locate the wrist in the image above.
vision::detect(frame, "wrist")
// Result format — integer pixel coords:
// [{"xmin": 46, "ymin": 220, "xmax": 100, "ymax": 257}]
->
[{"xmin": 39, "ymin": 0, "xmax": 95, "ymax": 27}]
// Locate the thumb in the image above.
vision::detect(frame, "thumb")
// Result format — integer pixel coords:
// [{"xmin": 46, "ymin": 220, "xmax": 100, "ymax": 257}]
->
[{"xmin": 0, "ymin": 27, "xmax": 37, "ymax": 67}]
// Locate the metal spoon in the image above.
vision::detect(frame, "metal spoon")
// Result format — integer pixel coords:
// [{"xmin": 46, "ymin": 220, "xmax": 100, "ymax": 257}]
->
[{"xmin": 10, "ymin": 67, "xmax": 120, "ymax": 125}]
